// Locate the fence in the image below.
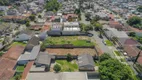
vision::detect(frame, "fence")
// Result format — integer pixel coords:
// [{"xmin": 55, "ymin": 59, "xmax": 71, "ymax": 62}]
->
[{"xmin": 46, "ymin": 44, "xmax": 94, "ymax": 48}]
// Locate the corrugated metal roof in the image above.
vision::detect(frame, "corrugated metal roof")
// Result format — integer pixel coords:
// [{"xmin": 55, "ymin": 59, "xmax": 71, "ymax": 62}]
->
[
  {"xmin": 78, "ymin": 54, "xmax": 94, "ymax": 67},
  {"xmin": 29, "ymin": 45, "xmax": 40, "ymax": 60}
]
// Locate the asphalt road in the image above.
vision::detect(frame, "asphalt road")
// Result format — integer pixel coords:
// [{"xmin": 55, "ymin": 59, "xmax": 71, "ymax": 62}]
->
[{"xmin": 89, "ymin": 31, "xmax": 115, "ymax": 58}]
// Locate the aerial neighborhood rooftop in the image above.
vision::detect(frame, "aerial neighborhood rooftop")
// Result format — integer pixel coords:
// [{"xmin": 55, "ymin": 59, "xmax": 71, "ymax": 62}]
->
[{"xmin": 0, "ymin": 0, "xmax": 142, "ymax": 80}]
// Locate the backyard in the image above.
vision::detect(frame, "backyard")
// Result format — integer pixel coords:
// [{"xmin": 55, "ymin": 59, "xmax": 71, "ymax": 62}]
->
[
  {"xmin": 43, "ymin": 36, "xmax": 95, "ymax": 47},
  {"xmin": 55, "ymin": 60, "xmax": 78, "ymax": 72}
]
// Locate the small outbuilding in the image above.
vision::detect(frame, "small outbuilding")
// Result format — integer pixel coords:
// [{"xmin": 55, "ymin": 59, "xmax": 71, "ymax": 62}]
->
[{"xmin": 35, "ymin": 52, "xmax": 55, "ymax": 71}]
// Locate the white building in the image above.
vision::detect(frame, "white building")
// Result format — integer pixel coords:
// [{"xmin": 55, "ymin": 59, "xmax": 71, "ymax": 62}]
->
[{"xmin": 63, "ymin": 22, "xmax": 80, "ymax": 31}]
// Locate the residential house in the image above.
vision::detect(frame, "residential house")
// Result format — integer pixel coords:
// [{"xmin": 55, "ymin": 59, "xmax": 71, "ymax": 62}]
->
[
  {"xmin": 109, "ymin": 21, "xmax": 124, "ymax": 30},
  {"xmin": 0, "ymin": 45, "xmax": 25, "ymax": 80},
  {"xmin": 30, "ymin": 25, "xmax": 42, "ymax": 31},
  {"xmin": 35, "ymin": 52, "xmax": 55, "ymax": 71},
  {"xmin": 2, "ymin": 16, "xmax": 28, "ymax": 23},
  {"xmin": 63, "ymin": 22, "xmax": 80, "ymax": 31},
  {"xmin": 103, "ymin": 27, "xmax": 129, "ymax": 39},
  {"xmin": 103, "ymin": 27, "xmax": 139, "ymax": 47},
  {"xmin": 7, "ymin": 9, "xmax": 20, "ymax": 15},
  {"xmin": 2, "ymin": 45, "xmax": 25, "ymax": 60},
  {"xmin": 14, "ymin": 34, "xmax": 31, "ymax": 42},
  {"xmin": 124, "ymin": 45, "xmax": 142, "ymax": 65},
  {"xmin": 94, "ymin": 11, "xmax": 109, "ymax": 20},
  {"xmin": 18, "ymin": 45, "xmax": 41, "ymax": 65},
  {"xmin": 0, "ymin": 58, "xmax": 16, "ymax": 80},
  {"xmin": 51, "ymin": 23, "xmax": 62, "ymax": 31},
  {"xmin": 38, "ymin": 31, "xmax": 48, "ymax": 41},
  {"xmin": 78, "ymin": 54, "xmax": 95, "ymax": 71},
  {"xmin": 0, "ymin": 6, "xmax": 8, "ymax": 11},
  {"xmin": 25, "ymin": 36, "xmax": 40, "ymax": 51},
  {"xmin": 14, "ymin": 30, "xmax": 34, "ymax": 42}
]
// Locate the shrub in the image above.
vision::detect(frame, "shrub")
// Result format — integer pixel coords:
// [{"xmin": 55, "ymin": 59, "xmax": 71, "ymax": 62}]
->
[
  {"xmin": 66, "ymin": 53, "xmax": 73, "ymax": 62},
  {"xmin": 53, "ymin": 64, "xmax": 61, "ymax": 72}
]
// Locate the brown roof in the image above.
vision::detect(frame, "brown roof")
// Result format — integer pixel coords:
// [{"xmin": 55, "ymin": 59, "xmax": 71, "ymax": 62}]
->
[
  {"xmin": 124, "ymin": 45, "xmax": 139, "ymax": 57},
  {"xmin": 21, "ymin": 61, "xmax": 34, "ymax": 80},
  {"xmin": 124, "ymin": 46, "xmax": 142, "ymax": 64},
  {"xmin": 3, "ymin": 45, "xmax": 25, "ymax": 60},
  {"xmin": 124, "ymin": 38, "xmax": 138, "ymax": 46},
  {"xmin": 41, "ymin": 25, "xmax": 50, "ymax": 32},
  {"xmin": 2, "ymin": 16, "xmax": 27, "ymax": 20},
  {"xmin": 0, "ymin": 58, "xmax": 17, "ymax": 80},
  {"xmin": 109, "ymin": 21, "xmax": 123, "ymax": 29},
  {"xmin": 138, "ymin": 56, "xmax": 142, "ymax": 64},
  {"xmin": 30, "ymin": 25, "xmax": 42, "ymax": 30}
]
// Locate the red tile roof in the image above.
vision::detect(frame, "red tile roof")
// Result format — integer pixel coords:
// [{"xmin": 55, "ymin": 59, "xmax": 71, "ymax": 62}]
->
[
  {"xmin": 3, "ymin": 45, "xmax": 25, "ymax": 60},
  {"xmin": 109, "ymin": 21, "xmax": 123, "ymax": 29},
  {"xmin": 0, "ymin": 58, "xmax": 17, "ymax": 80},
  {"xmin": 41, "ymin": 25, "xmax": 50, "ymax": 32},
  {"xmin": 2, "ymin": 16, "xmax": 27, "ymax": 20},
  {"xmin": 124, "ymin": 38, "xmax": 138, "ymax": 46},
  {"xmin": 124, "ymin": 45, "xmax": 142, "ymax": 64},
  {"xmin": 30, "ymin": 25, "xmax": 42, "ymax": 30},
  {"xmin": 124, "ymin": 46, "xmax": 138, "ymax": 57},
  {"xmin": 21, "ymin": 61, "xmax": 34, "ymax": 80},
  {"xmin": 138, "ymin": 56, "xmax": 142, "ymax": 64}
]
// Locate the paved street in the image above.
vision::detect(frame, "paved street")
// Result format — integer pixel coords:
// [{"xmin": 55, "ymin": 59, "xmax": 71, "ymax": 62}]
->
[
  {"xmin": 80, "ymin": 12, "xmax": 90, "ymax": 25},
  {"xmin": 90, "ymin": 31, "xmax": 115, "ymax": 58}
]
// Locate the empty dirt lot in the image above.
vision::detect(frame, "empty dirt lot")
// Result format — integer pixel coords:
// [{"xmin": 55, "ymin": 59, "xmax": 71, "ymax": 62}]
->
[{"xmin": 46, "ymin": 48, "xmax": 97, "ymax": 56}]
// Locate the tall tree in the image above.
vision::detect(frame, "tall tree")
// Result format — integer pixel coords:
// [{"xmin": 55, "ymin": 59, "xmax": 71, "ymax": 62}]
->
[
  {"xmin": 45, "ymin": 0, "xmax": 60, "ymax": 11},
  {"xmin": 99, "ymin": 54, "xmax": 137, "ymax": 80}
]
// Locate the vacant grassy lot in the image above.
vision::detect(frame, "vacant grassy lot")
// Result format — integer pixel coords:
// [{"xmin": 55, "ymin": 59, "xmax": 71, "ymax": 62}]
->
[
  {"xmin": 105, "ymin": 40, "xmax": 113, "ymax": 46},
  {"xmin": 56, "ymin": 60, "xmax": 78, "ymax": 72},
  {"xmin": 43, "ymin": 36, "xmax": 94, "ymax": 47}
]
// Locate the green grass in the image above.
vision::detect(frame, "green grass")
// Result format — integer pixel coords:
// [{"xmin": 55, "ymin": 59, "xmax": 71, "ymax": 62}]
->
[
  {"xmin": 8, "ymin": 42, "xmax": 27, "ymax": 48},
  {"xmin": 114, "ymin": 51, "xmax": 121, "ymax": 56},
  {"xmin": 105, "ymin": 40, "xmax": 113, "ymax": 46},
  {"xmin": 16, "ymin": 65, "xmax": 25, "ymax": 72},
  {"xmin": 56, "ymin": 60, "xmax": 78, "ymax": 72},
  {"xmin": 120, "ymin": 58, "xmax": 126, "ymax": 62},
  {"xmin": 44, "ymin": 36, "xmax": 94, "ymax": 47},
  {"xmin": 94, "ymin": 61, "xmax": 99, "ymax": 66}
]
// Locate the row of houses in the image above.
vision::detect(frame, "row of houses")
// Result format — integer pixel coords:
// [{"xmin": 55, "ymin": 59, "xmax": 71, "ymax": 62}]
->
[{"xmin": 103, "ymin": 25, "xmax": 142, "ymax": 64}]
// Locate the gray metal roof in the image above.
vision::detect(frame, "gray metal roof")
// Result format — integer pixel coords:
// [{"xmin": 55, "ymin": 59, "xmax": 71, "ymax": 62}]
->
[
  {"xmin": 35, "ymin": 52, "xmax": 55, "ymax": 65},
  {"xmin": 78, "ymin": 54, "xmax": 94, "ymax": 67},
  {"xmin": 15, "ymin": 34, "xmax": 31, "ymax": 41},
  {"xmin": 29, "ymin": 45, "xmax": 41, "ymax": 60}
]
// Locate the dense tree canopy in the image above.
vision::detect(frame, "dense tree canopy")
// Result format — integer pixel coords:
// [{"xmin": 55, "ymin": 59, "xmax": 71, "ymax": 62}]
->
[
  {"xmin": 99, "ymin": 54, "xmax": 138, "ymax": 80},
  {"xmin": 127, "ymin": 16, "xmax": 142, "ymax": 29},
  {"xmin": 137, "ymin": 6, "xmax": 142, "ymax": 12},
  {"xmin": 45, "ymin": 0, "xmax": 60, "ymax": 12},
  {"xmin": 29, "ymin": 14, "xmax": 36, "ymax": 21}
]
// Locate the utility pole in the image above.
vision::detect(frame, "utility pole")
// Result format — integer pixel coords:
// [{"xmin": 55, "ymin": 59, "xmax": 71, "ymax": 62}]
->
[{"xmin": 133, "ymin": 50, "xmax": 141, "ymax": 64}]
